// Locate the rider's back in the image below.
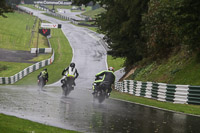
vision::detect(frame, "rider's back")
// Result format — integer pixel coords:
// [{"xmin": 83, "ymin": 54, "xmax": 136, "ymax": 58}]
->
[{"xmin": 103, "ymin": 71, "xmax": 115, "ymax": 84}]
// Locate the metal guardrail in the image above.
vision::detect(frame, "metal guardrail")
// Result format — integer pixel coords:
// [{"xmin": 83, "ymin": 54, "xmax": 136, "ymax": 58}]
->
[
  {"xmin": 115, "ymin": 80, "xmax": 200, "ymax": 105},
  {"xmin": 0, "ymin": 37, "xmax": 54, "ymax": 84}
]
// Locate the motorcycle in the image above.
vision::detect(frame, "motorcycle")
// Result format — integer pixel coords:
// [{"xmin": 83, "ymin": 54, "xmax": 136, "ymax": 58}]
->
[
  {"xmin": 38, "ymin": 76, "xmax": 46, "ymax": 90},
  {"xmin": 92, "ymin": 81, "xmax": 110, "ymax": 103},
  {"xmin": 61, "ymin": 76, "xmax": 74, "ymax": 97}
]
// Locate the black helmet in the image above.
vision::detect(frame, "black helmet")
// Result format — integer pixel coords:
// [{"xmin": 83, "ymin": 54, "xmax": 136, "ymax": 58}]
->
[
  {"xmin": 44, "ymin": 68, "xmax": 47, "ymax": 71},
  {"xmin": 70, "ymin": 62, "xmax": 75, "ymax": 68}
]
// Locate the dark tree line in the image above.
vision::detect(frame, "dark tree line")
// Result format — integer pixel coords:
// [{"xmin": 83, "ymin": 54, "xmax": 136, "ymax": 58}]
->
[
  {"xmin": 73, "ymin": 0, "xmax": 200, "ymax": 68},
  {"xmin": 73, "ymin": 0, "xmax": 149, "ymax": 67},
  {"xmin": 0, "ymin": 0, "xmax": 13, "ymax": 17}
]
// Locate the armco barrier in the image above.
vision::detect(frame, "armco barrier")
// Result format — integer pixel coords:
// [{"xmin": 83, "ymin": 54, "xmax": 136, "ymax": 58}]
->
[
  {"xmin": 31, "ymin": 48, "xmax": 52, "ymax": 53},
  {"xmin": 0, "ymin": 35, "xmax": 54, "ymax": 84},
  {"xmin": 115, "ymin": 80, "xmax": 200, "ymax": 105},
  {"xmin": 0, "ymin": 6, "xmax": 56, "ymax": 84},
  {"xmin": 0, "ymin": 51, "xmax": 54, "ymax": 84}
]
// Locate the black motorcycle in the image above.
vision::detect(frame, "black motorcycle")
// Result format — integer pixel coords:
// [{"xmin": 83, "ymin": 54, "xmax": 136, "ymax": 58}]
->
[
  {"xmin": 61, "ymin": 76, "xmax": 74, "ymax": 97},
  {"xmin": 38, "ymin": 76, "xmax": 46, "ymax": 90},
  {"xmin": 92, "ymin": 81, "xmax": 110, "ymax": 103}
]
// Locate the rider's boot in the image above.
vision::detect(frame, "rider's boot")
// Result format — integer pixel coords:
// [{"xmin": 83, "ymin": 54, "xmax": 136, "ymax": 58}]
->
[
  {"xmin": 73, "ymin": 80, "xmax": 76, "ymax": 86},
  {"xmin": 61, "ymin": 84, "xmax": 64, "ymax": 88},
  {"xmin": 106, "ymin": 93, "xmax": 110, "ymax": 98},
  {"xmin": 92, "ymin": 89, "xmax": 96, "ymax": 95}
]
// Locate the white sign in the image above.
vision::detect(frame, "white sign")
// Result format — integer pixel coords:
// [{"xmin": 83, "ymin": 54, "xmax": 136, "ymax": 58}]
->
[{"xmin": 41, "ymin": 23, "xmax": 61, "ymax": 28}]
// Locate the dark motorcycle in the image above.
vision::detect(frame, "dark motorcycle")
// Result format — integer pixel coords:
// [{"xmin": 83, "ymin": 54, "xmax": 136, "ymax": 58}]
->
[
  {"xmin": 38, "ymin": 76, "xmax": 46, "ymax": 90},
  {"xmin": 92, "ymin": 81, "xmax": 109, "ymax": 103},
  {"xmin": 61, "ymin": 76, "xmax": 74, "ymax": 97}
]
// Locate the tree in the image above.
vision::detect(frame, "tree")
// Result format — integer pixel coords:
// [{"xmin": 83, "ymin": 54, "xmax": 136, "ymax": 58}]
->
[
  {"xmin": 177, "ymin": 0, "xmax": 200, "ymax": 52},
  {"xmin": 0, "ymin": 0, "xmax": 13, "ymax": 17},
  {"xmin": 97, "ymin": 0, "xmax": 149, "ymax": 66},
  {"xmin": 141, "ymin": 0, "xmax": 182, "ymax": 60},
  {"xmin": 72, "ymin": 0, "xmax": 94, "ymax": 6}
]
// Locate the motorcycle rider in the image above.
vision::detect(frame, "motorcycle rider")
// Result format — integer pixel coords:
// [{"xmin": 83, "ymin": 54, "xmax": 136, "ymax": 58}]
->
[
  {"xmin": 92, "ymin": 67, "xmax": 116, "ymax": 97},
  {"xmin": 61, "ymin": 62, "xmax": 79, "ymax": 87},
  {"xmin": 37, "ymin": 68, "xmax": 48, "ymax": 85}
]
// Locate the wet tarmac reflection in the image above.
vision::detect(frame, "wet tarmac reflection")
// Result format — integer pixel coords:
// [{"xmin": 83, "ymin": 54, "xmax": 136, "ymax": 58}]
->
[{"xmin": 0, "ymin": 86, "xmax": 200, "ymax": 133}]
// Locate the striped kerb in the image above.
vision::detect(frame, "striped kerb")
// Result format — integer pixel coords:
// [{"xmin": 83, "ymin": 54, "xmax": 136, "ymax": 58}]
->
[
  {"xmin": 166, "ymin": 84, "xmax": 176, "ymax": 102},
  {"xmin": 140, "ymin": 82, "xmax": 147, "ymax": 96},
  {"xmin": 151, "ymin": 83, "xmax": 159, "ymax": 99},
  {"xmin": 188, "ymin": 86, "xmax": 200, "ymax": 105}
]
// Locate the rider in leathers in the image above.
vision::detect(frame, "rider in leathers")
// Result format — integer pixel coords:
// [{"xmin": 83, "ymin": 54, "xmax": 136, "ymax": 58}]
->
[
  {"xmin": 61, "ymin": 62, "xmax": 79, "ymax": 87},
  {"xmin": 93, "ymin": 67, "xmax": 115, "ymax": 97},
  {"xmin": 37, "ymin": 68, "xmax": 48, "ymax": 85}
]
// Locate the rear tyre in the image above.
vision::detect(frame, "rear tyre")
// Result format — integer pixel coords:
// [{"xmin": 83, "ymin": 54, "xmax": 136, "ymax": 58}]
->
[
  {"xmin": 98, "ymin": 91, "xmax": 106, "ymax": 103},
  {"xmin": 38, "ymin": 78, "xmax": 44, "ymax": 90}
]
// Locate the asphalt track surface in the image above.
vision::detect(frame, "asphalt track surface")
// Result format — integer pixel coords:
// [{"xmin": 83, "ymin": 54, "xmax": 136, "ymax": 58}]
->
[
  {"xmin": 0, "ymin": 6, "xmax": 200, "ymax": 133},
  {"xmin": 0, "ymin": 48, "xmax": 37, "ymax": 63}
]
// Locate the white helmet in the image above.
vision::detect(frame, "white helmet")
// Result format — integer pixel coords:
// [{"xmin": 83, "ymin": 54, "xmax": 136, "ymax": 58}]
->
[{"xmin": 108, "ymin": 67, "xmax": 114, "ymax": 72}]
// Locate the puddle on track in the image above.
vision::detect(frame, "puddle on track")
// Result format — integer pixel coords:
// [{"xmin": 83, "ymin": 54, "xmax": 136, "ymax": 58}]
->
[{"xmin": 0, "ymin": 85, "xmax": 200, "ymax": 133}]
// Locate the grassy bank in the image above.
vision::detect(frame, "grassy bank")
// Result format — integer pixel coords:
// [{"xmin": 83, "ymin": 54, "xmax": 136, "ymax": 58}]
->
[
  {"xmin": 0, "ymin": 113, "xmax": 79, "ymax": 133},
  {"xmin": 0, "ymin": 12, "xmax": 34, "ymax": 51},
  {"xmin": 0, "ymin": 62, "xmax": 32, "ymax": 77},
  {"xmin": 107, "ymin": 55, "xmax": 125, "ymax": 71},
  {"xmin": 15, "ymin": 28, "xmax": 72, "ymax": 85},
  {"xmin": 0, "ymin": 11, "xmax": 48, "ymax": 51},
  {"xmin": 129, "ymin": 48, "xmax": 200, "ymax": 86},
  {"xmin": 111, "ymin": 90, "xmax": 200, "ymax": 115},
  {"xmin": 0, "ymin": 11, "xmax": 51, "ymax": 77}
]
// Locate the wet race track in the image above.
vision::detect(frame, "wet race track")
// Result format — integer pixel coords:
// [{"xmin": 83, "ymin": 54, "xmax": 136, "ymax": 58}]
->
[
  {"xmin": 1, "ymin": 85, "xmax": 200, "ymax": 133},
  {"xmin": 1, "ymin": 6, "xmax": 200, "ymax": 133}
]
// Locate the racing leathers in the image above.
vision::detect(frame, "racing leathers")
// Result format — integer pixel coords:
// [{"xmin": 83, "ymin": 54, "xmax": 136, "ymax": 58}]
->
[
  {"xmin": 37, "ymin": 70, "xmax": 48, "ymax": 85},
  {"xmin": 93, "ymin": 70, "xmax": 115, "ymax": 94},
  {"xmin": 61, "ymin": 66, "xmax": 79, "ymax": 86}
]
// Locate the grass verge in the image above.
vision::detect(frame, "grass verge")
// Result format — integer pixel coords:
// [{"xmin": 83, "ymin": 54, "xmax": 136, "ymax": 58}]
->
[
  {"xmin": 81, "ymin": 7, "xmax": 106, "ymax": 19},
  {"xmin": 0, "ymin": 62, "xmax": 32, "ymax": 77},
  {"xmin": 0, "ymin": 11, "xmax": 48, "ymax": 51},
  {"xmin": 21, "ymin": 4, "xmax": 43, "ymax": 11},
  {"xmin": 111, "ymin": 90, "xmax": 200, "ymax": 115},
  {"xmin": 0, "ymin": 12, "xmax": 34, "ymax": 51},
  {"xmin": 107, "ymin": 55, "xmax": 125, "ymax": 71},
  {"xmin": 15, "ymin": 28, "xmax": 72, "ymax": 85},
  {"xmin": 129, "ymin": 48, "xmax": 200, "ymax": 86},
  {"xmin": 0, "ymin": 12, "xmax": 53, "ymax": 77},
  {"xmin": 0, "ymin": 113, "xmax": 79, "ymax": 133}
]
